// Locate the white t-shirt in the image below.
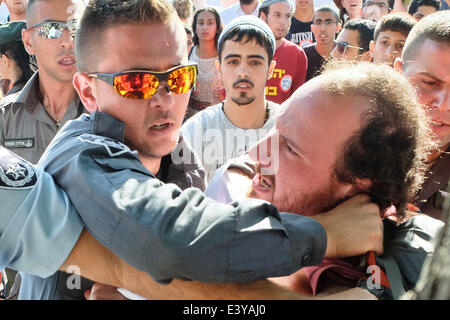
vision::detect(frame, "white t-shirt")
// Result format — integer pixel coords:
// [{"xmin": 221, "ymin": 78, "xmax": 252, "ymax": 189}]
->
[
  {"xmin": 220, "ymin": 1, "xmax": 260, "ymax": 26},
  {"xmin": 181, "ymin": 101, "xmax": 279, "ymax": 182}
]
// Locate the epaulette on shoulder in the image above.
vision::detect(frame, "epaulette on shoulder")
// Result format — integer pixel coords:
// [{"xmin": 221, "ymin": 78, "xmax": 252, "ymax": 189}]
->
[
  {"xmin": 0, "ymin": 92, "xmax": 21, "ymax": 110},
  {"xmin": 0, "ymin": 147, "xmax": 37, "ymax": 188}
]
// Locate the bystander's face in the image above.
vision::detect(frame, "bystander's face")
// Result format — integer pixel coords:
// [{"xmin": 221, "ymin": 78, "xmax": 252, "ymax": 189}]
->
[
  {"xmin": 195, "ymin": 11, "xmax": 218, "ymax": 43},
  {"xmin": 342, "ymin": 0, "xmax": 362, "ymax": 19},
  {"xmin": 412, "ymin": 5, "xmax": 438, "ymax": 21},
  {"xmin": 310, "ymin": 11, "xmax": 340, "ymax": 46},
  {"xmin": 22, "ymin": 0, "xmax": 76, "ymax": 83},
  {"xmin": 85, "ymin": 21, "xmax": 190, "ymax": 159},
  {"xmin": 331, "ymin": 28, "xmax": 369, "ymax": 61},
  {"xmin": 5, "ymin": 0, "xmax": 27, "ymax": 16},
  {"xmin": 361, "ymin": 0, "xmax": 390, "ymax": 22},
  {"xmin": 260, "ymin": 2, "xmax": 292, "ymax": 41},
  {"xmin": 399, "ymin": 40, "xmax": 450, "ymax": 151},
  {"xmin": 217, "ymin": 38, "xmax": 275, "ymax": 106},
  {"xmin": 248, "ymin": 79, "xmax": 364, "ymax": 215},
  {"xmin": 295, "ymin": 0, "xmax": 314, "ymax": 10},
  {"xmin": 371, "ymin": 30, "xmax": 406, "ymax": 67}
]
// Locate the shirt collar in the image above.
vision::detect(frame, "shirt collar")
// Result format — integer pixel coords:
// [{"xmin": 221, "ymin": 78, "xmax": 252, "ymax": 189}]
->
[{"xmin": 91, "ymin": 111, "xmax": 126, "ymax": 143}]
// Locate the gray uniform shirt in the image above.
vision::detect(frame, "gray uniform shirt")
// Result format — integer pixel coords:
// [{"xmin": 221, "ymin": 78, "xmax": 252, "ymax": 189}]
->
[
  {"xmin": 21, "ymin": 111, "xmax": 326, "ymax": 299},
  {"xmin": 0, "ymin": 72, "xmax": 86, "ymax": 164},
  {"xmin": 0, "ymin": 147, "xmax": 83, "ymax": 277}
]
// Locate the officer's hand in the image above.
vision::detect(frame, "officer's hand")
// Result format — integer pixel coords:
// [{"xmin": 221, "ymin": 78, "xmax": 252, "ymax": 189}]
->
[
  {"xmin": 312, "ymin": 194, "xmax": 383, "ymax": 258},
  {"xmin": 84, "ymin": 283, "xmax": 128, "ymax": 300}
]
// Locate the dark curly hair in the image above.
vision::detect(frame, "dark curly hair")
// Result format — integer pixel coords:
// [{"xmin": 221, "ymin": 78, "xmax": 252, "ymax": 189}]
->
[{"xmin": 320, "ymin": 60, "xmax": 436, "ymax": 215}]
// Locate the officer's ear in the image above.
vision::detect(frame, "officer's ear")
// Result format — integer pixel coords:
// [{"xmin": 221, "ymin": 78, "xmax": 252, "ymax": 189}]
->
[
  {"xmin": 21, "ymin": 28, "xmax": 35, "ymax": 56},
  {"xmin": 73, "ymin": 72, "xmax": 99, "ymax": 113}
]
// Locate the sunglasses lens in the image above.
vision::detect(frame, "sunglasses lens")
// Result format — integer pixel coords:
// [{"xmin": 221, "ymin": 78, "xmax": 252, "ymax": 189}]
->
[
  {"xmin": 114, "ymin": 73, "xmax": 158, "ymax": 99},
  {"xmin": 337, "ymin": 42, "xmax": 346, "ymax": 54},
  {"xmin": 39, "ymin": 23, "xmax": 63, "ymax": 39},
  {"xmin": 167, "ymin": 65, "xmax": 197, "ymax": 94}
]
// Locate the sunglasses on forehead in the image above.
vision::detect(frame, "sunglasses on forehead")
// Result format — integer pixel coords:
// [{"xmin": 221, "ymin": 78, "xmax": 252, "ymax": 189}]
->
[
  {"xmin": 334, "ymin": 41, "xmax": 366, "ymax": 55},
  {"xmin": 88, "ymin": 63, "xmax": 198, "ymax": 100},
  {"xmin": 29, "ymin": 20, "xmax": 77, "ymax": 39}
]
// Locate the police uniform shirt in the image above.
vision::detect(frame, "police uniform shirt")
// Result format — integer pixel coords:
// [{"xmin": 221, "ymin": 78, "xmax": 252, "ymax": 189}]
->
[
  {"xmin": 20, "ymin": 111, "xmax": 326, "ymax": 298},
  {"xmin": 0, "ymin": 72, "xmax": 86, "ymax": 164},
  {"xmin": 0, "ymin": 147, "xmax": 83, "ymax": 277}
]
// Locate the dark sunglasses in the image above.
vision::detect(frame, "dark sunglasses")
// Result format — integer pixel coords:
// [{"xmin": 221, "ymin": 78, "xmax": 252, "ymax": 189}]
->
[
  {"xmin": 334, "ymin": 40, "xmax": 365, "ymax": 55},
  {"xmin": 88, "ymin": 63, "xmax": 198, "ymax": 100},
  {"xmin": 29, "ymin": 20, "xmax": 77, "ymax": 39}
]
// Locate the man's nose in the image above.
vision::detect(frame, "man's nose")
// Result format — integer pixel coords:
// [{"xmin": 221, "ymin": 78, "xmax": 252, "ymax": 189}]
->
[
  {"xmin": 432, "ymin": 88, "xmax": 450, "ymax": 112},
  {"xmin": 60, "ymin": 29, "xmax": 74, "ymax": 48}
]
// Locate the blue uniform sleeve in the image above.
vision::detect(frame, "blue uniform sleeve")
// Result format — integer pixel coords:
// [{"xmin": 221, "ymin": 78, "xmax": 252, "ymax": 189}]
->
[
  {"xmin": 0, "ymin": 162, "xmax": 83, "ymax": 278},
  {"xmin": 42, "ymin": 140, "xmax": 327, "ymax": 284}
]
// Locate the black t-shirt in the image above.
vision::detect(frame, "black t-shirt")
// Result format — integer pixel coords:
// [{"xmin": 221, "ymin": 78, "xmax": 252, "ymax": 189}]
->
[
  {"xmin": 303, "ymin": 44, "xmax": 325, "ymax": 82},
  {"xmin": 286, "ymin": 17, "xmax": 315, "ymax": 48}
]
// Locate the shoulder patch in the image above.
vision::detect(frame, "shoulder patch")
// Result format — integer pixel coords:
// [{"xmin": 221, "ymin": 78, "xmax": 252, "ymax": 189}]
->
[
  {"xmin": 0, "ymin": 147, "xmax": 37, "ymax": 188},
  {"xmin": 77, "ymin": 134, "xmax": 137, "ymax": 157}
]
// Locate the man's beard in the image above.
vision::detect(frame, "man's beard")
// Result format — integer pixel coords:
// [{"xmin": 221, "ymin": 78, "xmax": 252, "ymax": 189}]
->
[
  {"xmin": 240, "ymin": 0, "xmax": 254, "ymax": 5},
  {"xmin": 273, "ymin": 177, "xmax": 345, "ymax": 216},
  {"xmin": 231, "ymin": 93, "xmax": 255, "ymax": 106}
]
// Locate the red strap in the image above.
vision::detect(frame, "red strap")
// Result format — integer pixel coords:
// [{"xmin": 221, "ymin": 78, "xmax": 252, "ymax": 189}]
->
[{"xmin": 365, "ymin": 251, "xmax": 391, "ymax": 289}]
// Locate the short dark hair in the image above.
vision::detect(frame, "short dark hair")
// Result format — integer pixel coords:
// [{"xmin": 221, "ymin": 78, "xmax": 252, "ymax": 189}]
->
[
  {"xmin": 402, "ymin": 11, "xmax": 450, "ymax": 66},
  {"xmin": 75, "ymin": 0, "xmax": 178, "ymax": 72},
  {"xmin": 218, "ymin": 25, "xmax": 275, "ymax": 64},
  {"xmin": 320, "ymin": 60, "xmax": 435, "ymax": 213},
  {"xmin": 374, "ymin": 12, "xmax": 416, "ymax": 41},
  {"xmin": 343, "ymin": 19, "xmax": 376, "ymax": 52},
  {"xmin": 313, "ymin": 5, "xmax": 341, "ymax": 24},
  {"xmin": 191, "ymin": 7, "xmax": 222, "ymax": 48},
  {"xmin": 408, "ymin": 0, "xmax": 441, "ymax": 15}
]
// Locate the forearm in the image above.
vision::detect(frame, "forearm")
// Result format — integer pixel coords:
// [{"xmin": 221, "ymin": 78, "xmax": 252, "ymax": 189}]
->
[{"xmin": 60, "ymin": 228, "xmax": 123, "ymax": 288}]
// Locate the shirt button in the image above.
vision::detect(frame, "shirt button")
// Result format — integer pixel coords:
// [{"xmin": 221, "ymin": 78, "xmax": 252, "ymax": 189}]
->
[{"xmin": 302, "ymin": 254, "xmax": 312, "ymax": 266}]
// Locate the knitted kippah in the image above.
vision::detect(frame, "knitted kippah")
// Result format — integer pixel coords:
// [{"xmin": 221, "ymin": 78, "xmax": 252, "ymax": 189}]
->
[{"xmin": 218, "ymin": 15, "xmax": 276, "ymax": 55}]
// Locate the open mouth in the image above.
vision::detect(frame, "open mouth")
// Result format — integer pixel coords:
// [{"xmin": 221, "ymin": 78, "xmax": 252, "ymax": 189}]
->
[
  {"xmin": 58, "ymin": 56, "xmax": 76, "ymax": 66},
  {"xmin": 151, "ymin": 123, "xmax": 170, "ymax": 130},
  {"xmin": 252, "ymin": 172, "xmax": 274, "ymax": 194}
]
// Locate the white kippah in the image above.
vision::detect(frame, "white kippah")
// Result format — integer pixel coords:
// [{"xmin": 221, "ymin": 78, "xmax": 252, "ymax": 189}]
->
[{"xmin": 218, "ymin": 15, "xmax": 276, "ymax": 55}]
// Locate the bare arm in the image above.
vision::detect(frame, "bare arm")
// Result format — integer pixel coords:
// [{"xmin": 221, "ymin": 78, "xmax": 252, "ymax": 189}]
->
[{"xmin": 61, "ymin": 229, "xmax": 308, "ymax": 299}]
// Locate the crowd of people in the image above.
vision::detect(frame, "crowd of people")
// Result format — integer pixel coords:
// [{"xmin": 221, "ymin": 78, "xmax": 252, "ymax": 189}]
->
[{"xmin": 0, "ymin": 0, "xmax": 448, "ymax": 301}]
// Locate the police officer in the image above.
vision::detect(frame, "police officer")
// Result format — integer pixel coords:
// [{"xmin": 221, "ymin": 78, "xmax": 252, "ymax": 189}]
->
[
  {"xmin": 15, "ymin": 0, "xmax": 383, "ymax": 300},
  {"xmin": 0, "ymin": 146, "xmax": 84, "ymax": 298},
  {"xmin": 0, "ymin": 0, "xmax": 86, "ymax": 164}
]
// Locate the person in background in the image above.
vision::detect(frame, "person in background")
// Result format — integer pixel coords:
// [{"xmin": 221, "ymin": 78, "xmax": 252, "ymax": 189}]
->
[
  {"xmin": 303, "ymin": 4, "xmax": 341, "ymax": 81},
  {"xmin": 186, "ymin": 7, "xmax": 224, "ymax": 119},
  {"xmin": 0, "ymin": 21, "xmax": 33, "ymax": 97},
  {"xmin": 369, "ymin": 12, "xmax": 416, "ymax": 67},
  {"xmin": 407, "ymin": 0, "xmax": 440, "ymax": 21},
  {"xmin": 220, "ymin": 0, "xmax": 260, "ymax": 26},
  {"xmin": 286, "ymin": 0, "xmax": 315, "ymax": 48},
  {"xmin": 259, "ymin": 0, "xmax": 307, "ymax": 104},
  {"xmin": 330, "ymin": 18, "xmax": 375, "ymax": 61},
  {"xmin": 172, "ymin": 0, "xmax": 194, "ymax": 25},
  {"xmin": 394, "ymin": 11, "xmax": 450, "ymax": 220},
  {"xmin": 184, "ymin": 24, "xmax": 194, "ymax": 54},
  {"xmin": 1, "ymin": 0, "xmax": 27, "ymax": 23},
  {"xmin": 361, "ymin": 0, "xmax": 391, "ymax": 22},
  {"xmin": 334, "ymin": 0, "xmax": 362, "ymax": 23}
]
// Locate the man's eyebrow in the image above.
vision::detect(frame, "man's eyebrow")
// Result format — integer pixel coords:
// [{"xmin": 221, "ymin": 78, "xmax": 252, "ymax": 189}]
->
[
  {"xmin": 247, "ymin": 54, "xmax": 265, "ymax": 60},
  {"xmin": 224, "ymin": 54, "xmax": 241, "ymax": 59},
  {"xmin": 414, "ymin": 71, "xmax": 443, "ymax": 82}
]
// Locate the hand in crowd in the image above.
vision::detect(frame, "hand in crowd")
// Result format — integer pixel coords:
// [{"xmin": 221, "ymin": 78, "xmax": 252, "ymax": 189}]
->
[
  {"xmin": 313, "ymin": 194, "xmax": 384, "ymax": 258},
  {"xmin": 84, "ymin": 283, "xmax": 128, "ymax": 300}
]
